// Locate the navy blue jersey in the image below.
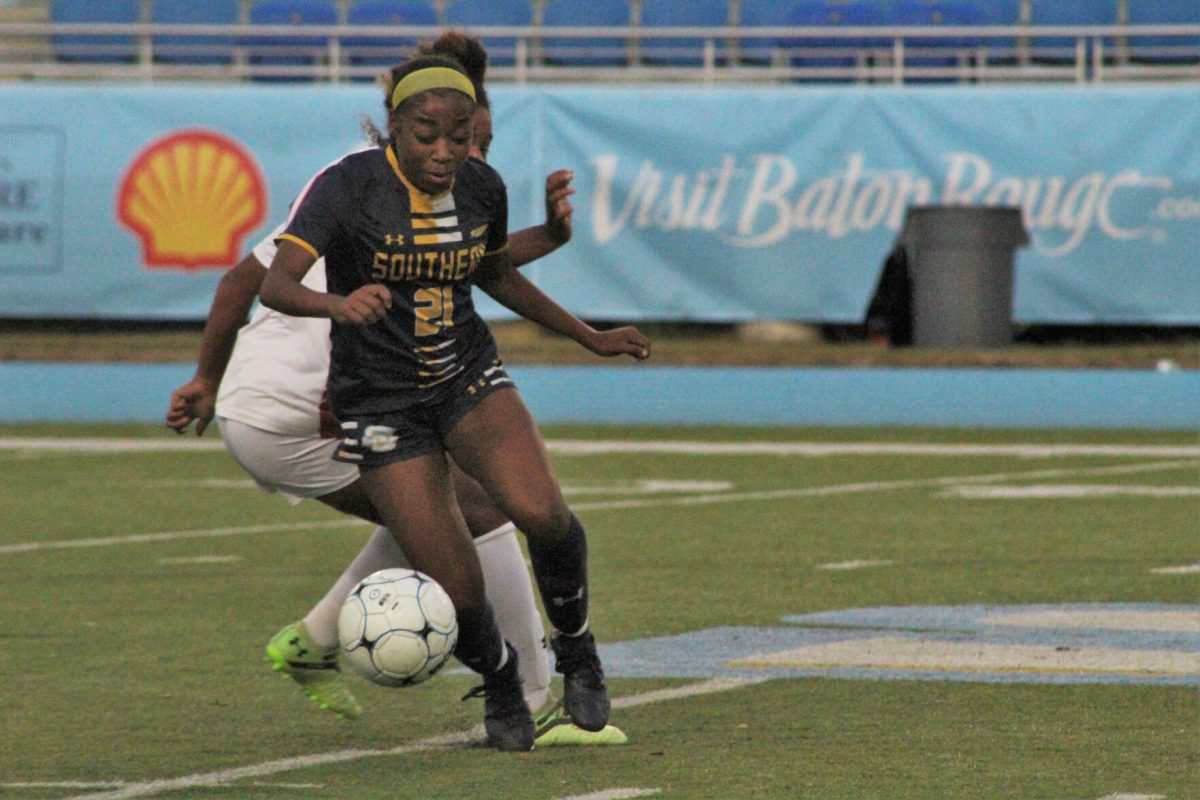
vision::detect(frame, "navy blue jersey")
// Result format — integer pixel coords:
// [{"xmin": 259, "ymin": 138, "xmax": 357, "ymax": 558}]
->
[{"xmin": 279, "ymin": 146, "xmax": 508, "ymax": 416}]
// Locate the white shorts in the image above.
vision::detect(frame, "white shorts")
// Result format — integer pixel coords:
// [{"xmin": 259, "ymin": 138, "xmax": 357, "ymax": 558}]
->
[{"xmin": 217, "ymin": 417, "xmax": 359, "ymax": 506}]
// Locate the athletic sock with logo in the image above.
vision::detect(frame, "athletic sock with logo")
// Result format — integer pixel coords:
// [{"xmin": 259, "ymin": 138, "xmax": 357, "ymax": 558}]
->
[{"xmin": 527, "ymin": 512, "xmax": 590, "ymax": 636}]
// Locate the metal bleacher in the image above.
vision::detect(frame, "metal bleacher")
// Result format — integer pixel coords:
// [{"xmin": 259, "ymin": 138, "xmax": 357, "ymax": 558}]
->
[{"xmin": 0, "ymin": 0, "xmax": 1197, "ymax": 84}]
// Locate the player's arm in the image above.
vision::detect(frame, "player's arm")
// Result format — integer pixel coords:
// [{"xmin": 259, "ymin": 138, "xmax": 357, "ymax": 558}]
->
[
  {"xmin": 508, "ymin": 169, "xmax": 573, "ymax": 268},
  {"xmin": 164, "ymin": 253, "xmax": 267, "ymax": 436},
  {"xmin": 475, "ymin": 251, "xmax": 649, "ymax": 361},
  {"xmin": 259, "ymin": 239, "xmax": 392, "ymax": 325}
]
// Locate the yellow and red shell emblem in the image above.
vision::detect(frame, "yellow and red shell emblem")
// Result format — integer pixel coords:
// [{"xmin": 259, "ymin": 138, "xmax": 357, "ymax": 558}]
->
[{"xmin": 118, "ymin": 129, "xmax": 267, "ymax": 269}]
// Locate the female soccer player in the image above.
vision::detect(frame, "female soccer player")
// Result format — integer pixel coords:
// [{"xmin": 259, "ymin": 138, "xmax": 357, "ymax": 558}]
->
[
  {"xmin": 257, "ymin": 52, "xmax": 648, "ymax": 751},
  {"xmin": 170, "ymin": 37, "xmax": 641, "ymax": 750}
]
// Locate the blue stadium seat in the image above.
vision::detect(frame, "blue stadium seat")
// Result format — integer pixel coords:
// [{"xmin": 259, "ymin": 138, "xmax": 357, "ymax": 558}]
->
[
  {"xmin": 639, "ymin": 0, "xmax": 731, "ymax": 66},
  {"xmin": 967, "ymin": 0, "xmax": 1020, "ymax": 58},
  {"xmin": 244, "ymin": 0, "xmax": 339, "ymax": 80},
  {"xmin": 738, "ymin": 0, "xmax": 804, "ymax": 65},
  {"xmin": 151, "ymin": 0, "xmax": 239, "ymax": 65},
  {"xmin": 1028, "ymin": 0, "xmax": 1118, "ymax": 61},
  {"xmin": 51, "ymin": 0, "xmax": 140, "ymax": 63},
  {"xmin": 1126, "ymin": 0, "xmax": 1200, "ymax": 63},
  {"xmin": 541, "ymin": 0, "xmax": 632, "ymax": 66},
  {"xmin": 782, "ymin": 1, "xmax": 888, "ymax": 76},
  {"xmin": 344, "ymin": 0, "xmax": 439, "ymax": 69},
  {"xmin": 443, "ymin": 0, "xmax": 534, "ymax": 66},
  {"xmin": 890, "ymin": 0, "xmax": 987, "ymax": 75},
  {"xmin": 978, "ymin": 0, "xmax": 1021, "ymax": 26}
]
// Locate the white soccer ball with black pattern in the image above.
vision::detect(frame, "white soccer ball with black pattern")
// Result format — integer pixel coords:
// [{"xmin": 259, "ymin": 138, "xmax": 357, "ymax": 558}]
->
[{"xmin": 337, "ymin": 568, "xmax": 458, "ymax": 687}]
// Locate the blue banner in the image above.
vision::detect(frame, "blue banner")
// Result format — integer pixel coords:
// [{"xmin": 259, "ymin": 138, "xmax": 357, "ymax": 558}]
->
[{"xmin": 0, "ymin": 83, "xmax": 1196, "ymax": 324}]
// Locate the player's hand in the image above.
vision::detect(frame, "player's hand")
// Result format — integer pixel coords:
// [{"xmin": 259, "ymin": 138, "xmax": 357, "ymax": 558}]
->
[
  {"xmin": 586, "ymin": 326, "xmax": 651, "ymax": 361},
  {"xmin": 317, "ymin": 394, "xmax": 346, "ymax": 439},
  {"xmin": 165, "ymin": 378, "xmax": 217, "ymax": 436},
  {"xmin": 334, "ymin": 284, "xmax": 392, "ymax": 326},
  {"xmin": 543, "ymin": 169, "xmax": 574, "ymax": 245}
]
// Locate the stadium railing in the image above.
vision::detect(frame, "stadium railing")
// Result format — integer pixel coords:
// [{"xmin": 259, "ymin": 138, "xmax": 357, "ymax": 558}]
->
[{"xmin": 0, "ymin": 20, "xmax": 1197, "ymax": 83}]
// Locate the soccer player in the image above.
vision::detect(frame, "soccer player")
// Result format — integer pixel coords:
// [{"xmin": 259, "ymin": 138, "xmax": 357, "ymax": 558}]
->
[
  {"xmin": 257, "ymin": 50, "xmax": 649, "ymax": 751},
  {"xmin": 167, "ymin": 35, "xmax": 639, "ymax": 750}
]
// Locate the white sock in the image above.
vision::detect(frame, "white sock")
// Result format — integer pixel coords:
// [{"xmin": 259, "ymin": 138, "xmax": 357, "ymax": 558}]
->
[
  {"xmin": 475, "ymin": 522, "xmax": 553, "ymax": 713},
  {"xmin": 303, "ymin": 526, "xmax": 408, "ymax": 648}
]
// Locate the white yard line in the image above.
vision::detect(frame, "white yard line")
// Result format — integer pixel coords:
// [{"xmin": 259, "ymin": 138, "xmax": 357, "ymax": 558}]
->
[
  {"xmin": 0, "ymin": 438, "xmax": 226, "ymax": 452},
  {"xmin": 2, "ymin": 438, "xmax": 1199, "ymax": 459},
  {"xmin": 157, "ymin": 555, "xmax": 242, "ymax": 565},
  {"xmin": 546, "ymin": 441, "xmax": 1200, "ymax": 458},
  {"xmin": 569, "ymin": 460, "xmax": 1198, "ymax": 514},
  {"xmin": 553, "ymin": 788, "xmax": 662, "ymax": 800},
  {"xmin": 0, "ymin": 782, "xmax": 321, "ymax": 791},
  {"xmin": 941, "ymin": 485, "xmax": 1200, "ymax": 499},
  {"xmin": 3, "ymin": 460, "xmax": 1194, "ymax": 557},
  {"xmin": 60, "ymin": 678, "xmax": 768, "ymax": 800},
  {"xmin": 0, "ymin": 519, "xmax": 368, "ymax": 555},
  {"xmin": 1151, "ymin": 564, "xmax": 1200, "ymax": 575}
]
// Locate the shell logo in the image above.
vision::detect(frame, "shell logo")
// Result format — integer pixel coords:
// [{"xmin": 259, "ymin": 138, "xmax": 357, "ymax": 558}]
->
[{"xmin": 117, "ymin": 129, "xmax": 267, "ymax": 270}]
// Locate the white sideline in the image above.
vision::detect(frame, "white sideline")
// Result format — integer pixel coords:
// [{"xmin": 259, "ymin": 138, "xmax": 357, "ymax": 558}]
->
[
  {"xmin": 2, "ymin": 460, "xmax": 1194, "ymax": 556},
  {"xmin": 2, "ymin": 437, "xmax": 1199, "ymax": 459},
  {"xmin": 61, "ymin": 678, "xmax": 769, "ymax": 800}
]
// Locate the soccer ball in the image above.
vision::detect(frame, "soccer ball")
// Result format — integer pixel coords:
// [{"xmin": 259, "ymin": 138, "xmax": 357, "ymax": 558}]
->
[{"xmin": 337, "ymin": 568, "xmax": 458, "ymax": 687}]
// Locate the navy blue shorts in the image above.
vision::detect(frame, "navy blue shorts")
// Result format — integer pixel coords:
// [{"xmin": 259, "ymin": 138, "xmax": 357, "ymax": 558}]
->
[{"xmin": 333, "ymin": 359, "xmax": 515, "ymax": 467}]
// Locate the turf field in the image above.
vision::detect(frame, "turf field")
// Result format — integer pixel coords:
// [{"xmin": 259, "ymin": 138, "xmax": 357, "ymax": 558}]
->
[{"xmin": 1, "ymin": 422, "xmax": 1196, "ymax": 800}]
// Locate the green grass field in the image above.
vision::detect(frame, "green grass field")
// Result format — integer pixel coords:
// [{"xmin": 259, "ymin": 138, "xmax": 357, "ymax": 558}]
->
[{"xmin": 1, "ymin": 422, "xmax": 1196, "ymax": 800}]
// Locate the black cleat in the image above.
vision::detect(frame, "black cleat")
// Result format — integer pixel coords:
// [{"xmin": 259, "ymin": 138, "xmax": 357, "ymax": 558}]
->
[
  {"xmin": 551, "ymin": 630, "xmax": 611, "ymax": 732},
  {"xmin": 462, "ymin": 643, "xmax": 534, "ymax": 751}
]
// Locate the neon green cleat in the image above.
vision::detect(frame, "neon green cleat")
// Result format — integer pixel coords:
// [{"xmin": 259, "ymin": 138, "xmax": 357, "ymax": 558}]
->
[
  {"xmin": 264, "ymin": 622, "xmax": 362, "ymax": 721},
  {"xmin": 534, "ymin": 700, "xmax": 628, "ymax": 747}
]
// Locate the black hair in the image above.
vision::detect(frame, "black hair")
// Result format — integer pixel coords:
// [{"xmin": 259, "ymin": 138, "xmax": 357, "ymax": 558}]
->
[{"xmin": 419, "ymin": 29, "xmax": 490, "ymax": 110}]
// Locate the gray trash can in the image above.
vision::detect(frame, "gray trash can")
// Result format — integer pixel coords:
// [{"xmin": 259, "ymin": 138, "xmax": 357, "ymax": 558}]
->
[{"xmin": 900, "ymin": 205, "xmax": 1029, "ymax": 348}]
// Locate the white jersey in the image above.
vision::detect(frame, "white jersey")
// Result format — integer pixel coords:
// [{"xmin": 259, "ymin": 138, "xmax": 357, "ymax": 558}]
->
[
  {"xmin": 214, "ymin": 224, "xmax": 332, "ymax": 436},
  {"xmin": 215, "ymin": 146, "xmax": 374, "ymax": 436}
]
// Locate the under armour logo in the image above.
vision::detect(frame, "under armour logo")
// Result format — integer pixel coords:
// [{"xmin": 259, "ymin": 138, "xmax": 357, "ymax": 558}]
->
[
  {"xmin": 551, "ymin": 587, "xmax": 585, "ymax": 607},
  {"xmin": 384, "ymin": 233, "xmax": 404, "ymax": 246}
]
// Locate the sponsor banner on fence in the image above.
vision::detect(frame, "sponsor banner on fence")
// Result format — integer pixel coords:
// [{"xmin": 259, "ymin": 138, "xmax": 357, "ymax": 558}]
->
[{"xmin": 0, "ymin": 83, "xmax": 1195, "ymax": 323}]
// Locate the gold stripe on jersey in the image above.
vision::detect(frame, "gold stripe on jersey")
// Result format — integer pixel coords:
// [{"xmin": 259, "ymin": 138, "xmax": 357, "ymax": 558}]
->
[
  {"xmin": 414, "ymin": 339, "xmax": 455, "ymax": 354},
  {"xmin": 412, "ymin": 337, "xmax": 463, "ymax": 389},
  {"xmin": 418, "ymin": 364, "xmax": 464, "ymax": 389},
  {"xmin": 276, "ymin": 232, "xmax": 320, "ymax": 260},
  {"xmin": 386, "ymin": 146, "xmax": 467, "ymax": 244},
  {"xmin": 411, "ymin": 211, "xmax": 463, "ymax": 245},
  {"xmin": 387, "ymin": 146, "xmax": 452, "ymax": 207}
]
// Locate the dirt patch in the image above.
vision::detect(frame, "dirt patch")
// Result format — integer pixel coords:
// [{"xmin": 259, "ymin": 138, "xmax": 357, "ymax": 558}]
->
[{"xmin": 1, "ymin": 319, "xmax": 1197, "ymax": 369}]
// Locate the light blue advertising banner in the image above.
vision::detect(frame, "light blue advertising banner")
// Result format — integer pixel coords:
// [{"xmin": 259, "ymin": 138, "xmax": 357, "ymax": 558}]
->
[{"xmin": 0, "ymin": 83, "xmax": 1196, "ymax": 324}]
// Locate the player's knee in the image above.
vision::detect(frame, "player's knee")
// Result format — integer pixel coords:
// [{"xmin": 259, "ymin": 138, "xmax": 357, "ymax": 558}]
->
[{"xmin": 506, "ymin": 501, "xmax": 571, "ymax": 546}]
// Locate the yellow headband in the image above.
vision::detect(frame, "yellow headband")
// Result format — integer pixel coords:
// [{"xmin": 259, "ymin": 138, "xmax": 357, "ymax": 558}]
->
[{"xmin": 390, "ymin": 67, "xmax": 476, "ymax": 110}]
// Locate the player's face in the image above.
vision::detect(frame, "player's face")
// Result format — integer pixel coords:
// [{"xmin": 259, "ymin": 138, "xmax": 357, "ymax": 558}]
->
[
  {"xmin": 470, "ymin": 106, "xmax": 493, "ymax": 162},
  {"xmin": 391, "ymin": 91, "xmax": 475, "ymax": 195}
]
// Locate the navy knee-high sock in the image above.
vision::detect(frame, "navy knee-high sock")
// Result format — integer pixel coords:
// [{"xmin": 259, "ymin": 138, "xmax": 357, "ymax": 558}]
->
[
  {"xmin": 454, "ymin": 601, "xmax": 507, "ymax": 676},
  {"xmin": 527, "ymin": 512, "xmax": 589, "ymax": 636}
]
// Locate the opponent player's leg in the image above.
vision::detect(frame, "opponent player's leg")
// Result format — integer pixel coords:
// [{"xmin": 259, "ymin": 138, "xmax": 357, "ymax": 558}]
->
[
  {"xmin": 445, "ymin": 388, "xmax": 612, "ymax": 733},
  {"xmin": 219, "ymin": 419, "xmax": 370, "ymax": 721},
  {"xmin": 236, "ymin": 425, "xmax": 542, "ymax": 732},
  {"xmin": 356, "ymin": 453, "xmax": 533, "ymax": 750}
]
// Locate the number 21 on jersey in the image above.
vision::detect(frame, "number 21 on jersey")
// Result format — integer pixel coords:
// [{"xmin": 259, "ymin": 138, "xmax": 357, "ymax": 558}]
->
[{"xmin": 414, "ymin": 286, "xmax": 454, "ymax": 336}]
